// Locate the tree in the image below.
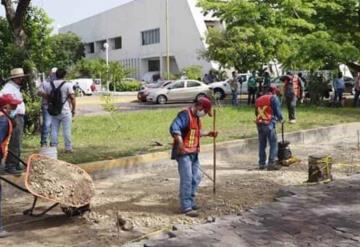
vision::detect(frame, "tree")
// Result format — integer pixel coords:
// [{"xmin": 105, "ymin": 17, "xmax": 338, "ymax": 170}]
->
[
  {"xmin": 1, "ymin": 0, "xmax": 31, "ymax": 48},
  {"xmin": 49, "ymin": 32, "xmax": 85, "ymax": 69},
  {"xmin": 198, "ymin": 0, "xmax": 360, "ymax": 72}
]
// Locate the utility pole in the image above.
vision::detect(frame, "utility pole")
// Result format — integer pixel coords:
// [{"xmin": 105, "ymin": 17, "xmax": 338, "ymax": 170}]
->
[{"xmin": 166, "ymin": 0, "xmax": 170, "ymax": 80}]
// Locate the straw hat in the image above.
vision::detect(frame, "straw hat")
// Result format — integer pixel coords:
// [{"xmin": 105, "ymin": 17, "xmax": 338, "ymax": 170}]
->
[{"xmin": 8, "ymin": 68, "xmax": 27, "ymax": 80}]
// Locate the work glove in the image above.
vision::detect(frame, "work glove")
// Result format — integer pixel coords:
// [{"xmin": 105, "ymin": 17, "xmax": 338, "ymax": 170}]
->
[{"xmin": 208, "ymin": 131, "xmax": 218, "ymax": 138}]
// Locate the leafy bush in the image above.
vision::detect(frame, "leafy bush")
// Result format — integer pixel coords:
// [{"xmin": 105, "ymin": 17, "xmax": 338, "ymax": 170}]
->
[
  {"xmin": 182, "ymin": 65, "xmax": 203, "ymax": 80},
  {"xmin": 109, "ymin": 80, "xmax": 141, "ymax": 92}
]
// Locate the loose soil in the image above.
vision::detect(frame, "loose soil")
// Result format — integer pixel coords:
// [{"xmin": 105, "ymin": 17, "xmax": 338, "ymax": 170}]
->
[
  {"xmin": 1, "ymin": 137, "xmax": 360, "ymax": 246},
  {"xmin": 27, "ymin": 155, "xmax": 95, "ymax": 207}
]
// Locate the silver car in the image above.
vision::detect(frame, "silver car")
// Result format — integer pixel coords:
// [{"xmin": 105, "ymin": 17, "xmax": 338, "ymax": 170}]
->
[{"xmin": 147, "ymin": 80, "xmax": 211, "ymax": 104}]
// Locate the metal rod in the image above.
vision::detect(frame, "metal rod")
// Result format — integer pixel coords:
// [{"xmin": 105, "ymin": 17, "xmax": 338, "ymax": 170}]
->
[
  {"xmin": 213, "ymin": 109, "xmax": 217, "ymax": 194},
  {"xmin": 199, "ymin": 166, "xmax": 214, "ymax": 182},
  {"xmin": 8, "ymin": 150, "xmax": 27, "ymax": 167},
  {"xmin": 0, "ymin": 176, "xmax": 30, "ymax": 193}
]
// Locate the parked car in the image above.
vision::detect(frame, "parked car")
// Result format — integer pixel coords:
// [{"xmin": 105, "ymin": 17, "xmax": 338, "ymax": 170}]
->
[
  {"xmin": 70, "ymin": 78, "xmax": 94, "ymax": 96},
  {"xmin": 209, "ymin": 73, "xmax": 250, "ymax": 100},
  {"xmin": 147, "ymin": 80, "xmax": 211, "ymax": 104},
  {"xmin": 137, "ymin": 80, "xmax": 173, "ymax": 102}
]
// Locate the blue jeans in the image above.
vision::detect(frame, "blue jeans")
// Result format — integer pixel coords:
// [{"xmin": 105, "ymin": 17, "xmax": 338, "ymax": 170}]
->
[
  {"xmin": 0, "ymin": 182, "xmax": 3, "ymax": 231},
  {"xmin": 286, "ymin": 95, "xmax": 297, "ymax": 120},
  {"xmin": 257, "ymin": 123, "xmax": 278, "ymax": 167},
  {"xmin": 50, "ymin": 112, "xmax": 72, "ymax": 151},
  {"xmin": 231, "ymin": 91, "xmax": 238, "ymax": 106},
  {"xmin": 335, "ymin": 88, "xmax": 344, "ymax": 104},
  {"xmin": 176, "ymin": 154, "xmax": 201, "ymax": 212},
  {"xmin": 40, "ymin": 106, "xmax": 52, "ymax": 146},
  {"xmin": 354, "ymin": 90, "xmax": 360, "ymax": 107}
]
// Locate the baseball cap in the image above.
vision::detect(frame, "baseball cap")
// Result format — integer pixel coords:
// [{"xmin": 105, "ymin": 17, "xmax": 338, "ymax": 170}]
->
[
  {"xmin": 197, "ymin": 96, "xmax": 212, "ymax": 116},
  {"xmin": 0, "ymin": 94, "xmax": 22, "ymax": 106}
]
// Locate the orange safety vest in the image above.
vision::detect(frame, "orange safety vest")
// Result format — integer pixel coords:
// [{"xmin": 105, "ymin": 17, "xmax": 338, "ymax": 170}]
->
[
  {"xmin": 179, "ymin": 108, "xmax": 201, "ymax": 154},
  {"xmin": 285, "ymin": 75, "xmax": 301, "ymax": 97},
  {"xmin": 0, "ymin": 111, "xmax": 13, "ymax": 162},
  {"xmin": 255, "ymin": 95, "xmax": 273, "ymax": 125}
]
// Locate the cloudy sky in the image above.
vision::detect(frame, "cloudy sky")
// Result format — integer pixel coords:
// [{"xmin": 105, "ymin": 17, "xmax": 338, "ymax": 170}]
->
[{"xmin": 0, "ymin": 0, "xmax": 133, "ymax": 30}]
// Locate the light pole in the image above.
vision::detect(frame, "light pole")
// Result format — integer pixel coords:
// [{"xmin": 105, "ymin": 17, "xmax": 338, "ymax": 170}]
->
[
  {"xmin": 103, "ymin": 42, "xmax": 110, "ymax": 92},
  {"xmin": 165, "ymin": 0, "xmax": 170, "ymax": 79}
]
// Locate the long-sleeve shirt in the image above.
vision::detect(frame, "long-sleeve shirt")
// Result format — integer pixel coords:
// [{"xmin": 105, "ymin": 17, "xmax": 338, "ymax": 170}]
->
[
  {"xmin": 1, "ymin": 81, "xmax": 25, "ymax": 115},
  {"xmin": 169, "ymin": 110, "xmax": 195, "ymax": 159},
  {"xmin": 271, "ymin": 96, "xmax": 283, "ymax": 123}
]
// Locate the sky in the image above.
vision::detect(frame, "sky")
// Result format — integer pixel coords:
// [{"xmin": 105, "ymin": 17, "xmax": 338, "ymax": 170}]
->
[{"xmin": 0, "ymin": 0, "xmax": 133, "ymax": 31}]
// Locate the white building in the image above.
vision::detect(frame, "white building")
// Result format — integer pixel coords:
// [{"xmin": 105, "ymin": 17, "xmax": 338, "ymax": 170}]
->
[{"xmin": 60, "ymin": 0, "xmax": 220, "ymax": 81}]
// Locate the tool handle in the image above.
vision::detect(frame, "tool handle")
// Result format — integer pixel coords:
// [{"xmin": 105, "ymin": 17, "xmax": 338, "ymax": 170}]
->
[
  {"xmin": 213, "ymin": 109, "xmax": 217, "ymax": 194},
  {"xmin": 8, "ymin": 150, "xmax": 28, "ymax": 167},
  {"xmin": 282, "ymin": 121, "xmax": 285, "ymax": 144}
]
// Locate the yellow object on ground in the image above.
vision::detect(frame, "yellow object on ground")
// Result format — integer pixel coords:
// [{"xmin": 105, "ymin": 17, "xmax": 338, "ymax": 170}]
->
[{"xmin": 281, "ymin": 156, "xmax": 301, "ymax": 167}]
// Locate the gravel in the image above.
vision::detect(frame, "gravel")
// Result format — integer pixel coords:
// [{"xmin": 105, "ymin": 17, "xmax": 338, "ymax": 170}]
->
[{"xmin": 26, "ymin": 155, "xmax": 95, "ymax": 207}]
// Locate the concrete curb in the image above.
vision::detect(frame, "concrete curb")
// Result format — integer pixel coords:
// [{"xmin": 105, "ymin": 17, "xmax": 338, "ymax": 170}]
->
[
  {"xmin": 2, "ymin": 122, "xmax": 360, "ymax": 195},
  {"xmin": 81, "ymin": 122, "xmax": 360, "ymax": 179}
]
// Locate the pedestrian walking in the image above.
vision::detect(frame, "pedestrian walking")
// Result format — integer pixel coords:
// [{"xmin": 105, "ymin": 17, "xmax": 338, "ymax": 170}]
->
[
  {"xmin": 262, "ymin": 71, "xmax": 271, "ymax": 94},
  {"xmin": 0, "ymin": 68, "xmax": 27, "ymax": 174},
  {"xmin": 44, "ymin": 68, "xmax": 76, "ymax": 153},
  {"xmin": 247, "ymin": 71, "xmax": 257, "ymax": 105},
  {"xmin": 170, "ymin": 97, "xmax": 218, "ymax": 217},
  {"xmin": 333, "ymin": 72, "xmax": 345, "ymax": 106},
  {"xmin": 353, "ymin": 72, "xmax": 360, "ymax": 107},
  {"xmin": 282, "ymin": 72, "xmax": 302, "ymax": 124},
  {"xmin": 0, "ymin": 94, "xmax": 23, "ymax": 238},
  {"xmin": 229, "ymin": 71, "xmax": 239, "ymax": 106},
  {"xmin": 38, "ymin": 68, "xmax": 57, "ymax": 147},
  {"xmin": 255, "ymin": 85, "xmax": 284, "ymax": 171}
]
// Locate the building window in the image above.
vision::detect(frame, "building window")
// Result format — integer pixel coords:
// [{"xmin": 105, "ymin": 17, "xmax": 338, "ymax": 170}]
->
[
  {"xmin": 110, "ymin": 36, "xmax": 122, "ymax": 50},
  {"xmin": 148, "ymin": 60, "xmax": 160, "ymax": 72},
  {"xmin": 86, "ymin": 43, "xmax": 95, "ymax": 54},
  {"xmin": 141, "ymin": 28, "xmax": 160, "ymax": 46},
  {"xmin": 114, "ymin": 37, "xmax": 122, "ymax": 49}
]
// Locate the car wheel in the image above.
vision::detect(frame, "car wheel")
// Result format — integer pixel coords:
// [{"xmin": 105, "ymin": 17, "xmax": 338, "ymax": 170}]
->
[
  {"xmin": 214, "ymin": 89, "xmax": 225, "ymax": 100},
  {"xmin": 195, "ymin": 93, "xmax": 207, "ymax": 102},
  {"xmin": 157, "ymin": 95, "xmax": 167, "ymax": 104}
]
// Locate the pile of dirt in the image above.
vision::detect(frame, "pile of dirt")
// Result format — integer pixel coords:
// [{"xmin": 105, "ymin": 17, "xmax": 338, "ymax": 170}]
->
[{"xmin": 26, "ymin": 155, "xmax": 95, "ymax": 207}]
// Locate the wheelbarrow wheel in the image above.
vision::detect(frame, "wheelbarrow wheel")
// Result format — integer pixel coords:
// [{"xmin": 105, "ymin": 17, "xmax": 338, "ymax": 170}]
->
[{"xmin": 61, "ymin": 204, "xmax": 91, "ymax": 217}]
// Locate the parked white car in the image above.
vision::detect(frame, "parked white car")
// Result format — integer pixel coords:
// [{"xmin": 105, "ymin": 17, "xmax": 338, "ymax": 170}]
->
[
  {"xmin": 209, "ymin": 73, "xmax": 250, "ymax": 99},
  {"xmin": 70, "ymin": 78, "xmax": 95, "ymax": 95},
  {"xmin": 147, "ymin": 80, "xmax": 211, "ymax": 104}
]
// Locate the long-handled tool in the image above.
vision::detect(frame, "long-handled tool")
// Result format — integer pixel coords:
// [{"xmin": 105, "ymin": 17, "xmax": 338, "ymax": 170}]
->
[{"xmin": 213, "ymin": 109, "xmax": 217, "ymax": 194}]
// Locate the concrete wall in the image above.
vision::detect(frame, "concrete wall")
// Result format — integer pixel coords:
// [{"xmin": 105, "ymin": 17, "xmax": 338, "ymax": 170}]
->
[{"xmin": 60, "ymin": 0, "xmax": 217, "ymax": 79}]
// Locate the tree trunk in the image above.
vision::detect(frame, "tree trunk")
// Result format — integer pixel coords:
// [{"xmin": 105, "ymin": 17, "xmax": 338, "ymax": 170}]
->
[{"xmin": 1, "ymin": 0, "xmax": 31, "ymax": 49}]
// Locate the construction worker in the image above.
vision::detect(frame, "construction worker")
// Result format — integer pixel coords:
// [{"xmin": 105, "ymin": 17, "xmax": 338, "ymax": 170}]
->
[
  {"xmin": 255, "ymin": 85, "xmax": 283, "ymax": 171},
  {"xmin": 282, "ymin": 72, "xmax": 303, "ymax": 124},
  {"xmin": 170, "ymin": 97, "xmax": 218, "ymax": 217},
  {"xmin": 0, "ymin": 94, "xmax": 23, "ymax": 238}
]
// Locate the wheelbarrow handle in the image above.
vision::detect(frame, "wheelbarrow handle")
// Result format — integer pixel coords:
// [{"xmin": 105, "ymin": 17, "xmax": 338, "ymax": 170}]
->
[
  {"xmin": 8, "ymin": 150, "xmax": 27, "ymax": 167},
  {"xmin": 282, "ymin": 121, "xmax": 285, "ymax": 144}
]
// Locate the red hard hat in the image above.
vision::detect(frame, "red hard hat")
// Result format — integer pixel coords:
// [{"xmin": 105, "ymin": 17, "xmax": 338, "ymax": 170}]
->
[
  {"xmin": 0, "ymin": 94, "xmax": 22, "ymax": 106},
  {"xmin": 197, "ymin": 96, "xmax": 212, "ymax": 116}
]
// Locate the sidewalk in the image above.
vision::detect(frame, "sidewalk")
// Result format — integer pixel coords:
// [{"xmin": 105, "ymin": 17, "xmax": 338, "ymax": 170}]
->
[{"xmin": 145, "ymin": 173, "xmax": 360, "ymax": 247}]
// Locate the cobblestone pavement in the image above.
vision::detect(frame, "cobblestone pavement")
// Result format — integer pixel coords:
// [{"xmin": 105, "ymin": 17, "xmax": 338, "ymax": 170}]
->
[{"xmin": 145, "ymin": 174, "xmax": 360, "ymax": 247}]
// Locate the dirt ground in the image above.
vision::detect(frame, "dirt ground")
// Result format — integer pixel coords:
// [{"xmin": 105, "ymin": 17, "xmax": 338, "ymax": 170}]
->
[{"xmin": 1, "ymin": 137, "xmax": 360, "ymax": 246}]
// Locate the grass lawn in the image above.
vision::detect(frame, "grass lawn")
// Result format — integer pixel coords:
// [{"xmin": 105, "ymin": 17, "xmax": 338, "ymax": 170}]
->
[{"xmin": 22, "ymin": 105, "xmax": 360, "ymax": 164}]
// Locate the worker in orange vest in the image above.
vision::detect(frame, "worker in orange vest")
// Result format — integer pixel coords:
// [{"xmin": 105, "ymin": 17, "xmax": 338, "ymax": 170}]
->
[
  {"xmin": 0, "ymin": 94, "xmax": 23, "ymax": 238},
  {"xmin": 282, "ymin": 72, "xmax": 303, "ymax": 124},
  {"xmin": 170, "ymin": 97, "xmax": 218, "ymax": 217},
  {"xmin": 255, "ymin": 85, "xmax": 284, "ymax": 171}
]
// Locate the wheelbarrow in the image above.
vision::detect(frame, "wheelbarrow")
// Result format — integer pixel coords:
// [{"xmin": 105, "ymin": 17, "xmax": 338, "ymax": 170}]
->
[{"xmin": 0, "ymin": 152, "xmax": 95, "ymax": 217}]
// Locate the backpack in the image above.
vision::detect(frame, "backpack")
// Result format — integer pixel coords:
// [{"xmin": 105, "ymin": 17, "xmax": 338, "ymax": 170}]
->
[{"xmin": 47, "ymin": 81, "xmax": 68, "ymax": 116}]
